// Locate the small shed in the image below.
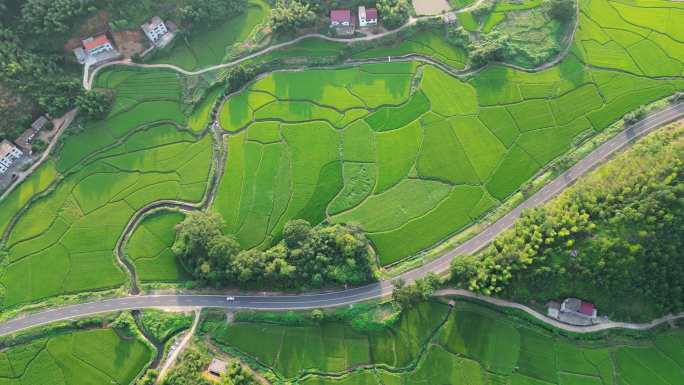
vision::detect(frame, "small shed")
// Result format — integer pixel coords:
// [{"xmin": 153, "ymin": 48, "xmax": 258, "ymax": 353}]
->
[
  {"xmin": 208, "ymin": 358, "xmax": 227, "ymax": 377},
  {"xmin": 546, "ymin": 301, "xmax": 560, "ymax": 319},
  {"xmin": 73, "ymin": 47, "xmax": 87, "ymax": 64},
  {"xmin": 31, "ymin": 116, "xmax": 49, "ymax": 132}
]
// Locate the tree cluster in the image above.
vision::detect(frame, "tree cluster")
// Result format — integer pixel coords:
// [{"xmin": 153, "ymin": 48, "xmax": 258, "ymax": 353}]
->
[
  {"xmin": 162, "ymin": 350, "xmax": 256, "ymax": 385},
  {"xmin": 269, "ymin": 0, "xmax": 317, "ymax": 34},
  {"xmin": 446, "ymin": 24, "xmax": 470, "ymax": 50},
  {"xmin": 376, "ymin": 0, "xmax": 412, "ymax": 30},
  {"xmin": 0, "ymin": 0, "xmax": 104, "ymax": 140},
  {"xmin": 178, "ymin": 0, "xmax": 247, "ymax": 29},
  {"xmin": 20, "ymin": 0, "xmax": 95, "ymax": 35},
  {"xmin": 546, "ymin": 0, "xmax": 575, "ymax": 22},
  {"xmin": 76, "ymin": 90, "xmax": 111, "ymax": 119},
  {"xmin": 172, "ymin": 214, "xmax": 376, "ymax": 289},
  {"xmin": 162, "ymin": 350, "xmax": 211, "ymax": 385},
  {"xmin": 391, "ymin": 273, "xmax": 441, "ymax": 310},
  {"xmin": 222, "ymin": 361, "xmax": 257, "ymax": 385},
  {"xmin": 450, "ymin": 128, "xmax": 684, "ymax": 319}
]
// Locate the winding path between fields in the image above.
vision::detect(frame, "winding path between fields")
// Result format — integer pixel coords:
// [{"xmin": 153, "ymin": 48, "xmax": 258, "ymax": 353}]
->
[
  {"xmin": 84, "ymin": 0, "xmax": 580, "ymax": 90},
  {"xmin": 1, "ymin": 103, "xmax": 683, "ymax": 337}
]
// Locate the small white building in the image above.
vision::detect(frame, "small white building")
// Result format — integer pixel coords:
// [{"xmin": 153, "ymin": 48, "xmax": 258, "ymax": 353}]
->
[
  {"xmin": 141, "ymin": 16, "xmax": 170, "ymax": 46},
  {"xmin": 0, "ymin": 140, "xmax": 23, "ymax": 175},
  {"xmin": 358, "ymin": 6, "xmax": 378, "ymax": 27}
]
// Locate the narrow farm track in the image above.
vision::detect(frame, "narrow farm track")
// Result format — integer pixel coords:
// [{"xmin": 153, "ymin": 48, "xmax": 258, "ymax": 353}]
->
[
  {"xmin": 1, "ymin": 103, "xmax": 683, "ymax": 337},
  {"xmin": 85, "ymin": 0, "xmax": 590, "ymax": 90}
]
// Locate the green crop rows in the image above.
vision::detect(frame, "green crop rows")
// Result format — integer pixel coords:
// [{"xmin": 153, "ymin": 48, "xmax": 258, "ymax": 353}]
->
[
  {"xmin": 126, "ymin": 210, "xmax": 189, "ymax": 282},
  {"xmin": 1, "ymin": 0, "xmax": 684, "ymax": 308},
  {"xmin": 214, "ymin": 0, "xmax": 684, "ymax": 265},
  {"xmin": 0, "ymin": 328, "xmax": 151, "ymax": 385},
  {"xmin": 0, "ymin": 68, "xmax": 211, "ymax": 307},
  {"xmin": 205, "ymin": 301, "xmax": 684, "ymax": 385},
  {"xmin": 150, "ymin": 0, "xmax": 269, "ymax": 70}
]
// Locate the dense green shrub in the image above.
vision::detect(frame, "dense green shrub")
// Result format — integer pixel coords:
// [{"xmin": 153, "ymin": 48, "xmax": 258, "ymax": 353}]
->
[
  {"xmin": 269, "ymin": 0, "xmax": 317, "ymax": 33},
  {"xmin": 173, "ymin": 212, "xmax": 376, "ymax": 288},
  {"xmin": 376, "ymin": 0, "xmax": 412, "ymax": 30}
]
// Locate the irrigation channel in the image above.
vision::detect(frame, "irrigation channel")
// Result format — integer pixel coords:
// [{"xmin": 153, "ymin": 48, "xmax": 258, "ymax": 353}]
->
[{"xmin": 1, "ymin": 102, "xmax": 684, "ymax": 337}]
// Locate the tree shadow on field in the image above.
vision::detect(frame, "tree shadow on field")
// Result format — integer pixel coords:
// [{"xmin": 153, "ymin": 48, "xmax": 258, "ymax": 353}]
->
[{"xmin": 558, "ymin": 54, "xmax": 586, "ymax": 88}]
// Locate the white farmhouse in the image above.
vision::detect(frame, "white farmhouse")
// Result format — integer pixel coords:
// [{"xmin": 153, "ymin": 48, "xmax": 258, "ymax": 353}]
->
[
  {"xmin": 82, "ymin": 34, "xmax": 114, "ymax": 56},
  {"xmin": 141, "ymin": 16, "xmax": 170, "ymax": 46},
  {"xmin": 0, "ymin": 140, "xmax": 23, "ymax": 175},
  {"xmin": 358, "ymin": 6, "xmax": 378, "ymax": 27}
]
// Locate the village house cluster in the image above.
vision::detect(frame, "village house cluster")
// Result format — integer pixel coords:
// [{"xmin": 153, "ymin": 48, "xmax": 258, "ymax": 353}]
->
[
  {"xmin": 74, "ymin": 16, "xmax": 173, "ymax": 66},
  {"xmin": 0, "ymin": 115, "xmax": 50, "ymax": 176},
  {"xmin": 330, "ymin": 5, "xmax": 379, "ymax": 35}
]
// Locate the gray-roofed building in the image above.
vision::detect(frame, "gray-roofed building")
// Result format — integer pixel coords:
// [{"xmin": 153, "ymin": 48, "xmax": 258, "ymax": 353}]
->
[
  {"xmin": 141, "ymin": 16, "xmax": 174, "ymax": 47},
  {"xmin": 73, "ymin": 47, "xmax": 87, "ymax": 64},
  {"xmin": 0, "ymin": 140, "xmax": 23, "ymax": 175},
  {"xmin": 31, "ymin": 116, "xmax": 49, "ymax": 132},
  {"xmin": 208, "ymin": 358, "xmax": 227, "ymax": 377}
]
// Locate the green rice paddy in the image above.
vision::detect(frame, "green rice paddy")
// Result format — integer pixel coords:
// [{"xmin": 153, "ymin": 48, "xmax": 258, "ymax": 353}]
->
[
  {"xmin": 0, "ymin": 69, "xmax": 211, "ymax": 307},
  {"xmin": 205, "ymin": 301, "xmax": 684, "ymax": 384},
  {"xmin": 125, "ymin": 210, "xmax": 189, "ymax": 282},
  {"xmin": 2, "ymin": 0, "xmax": 684, "ymax": 308},
  {"xmin": 213, "ymin": 0, "xmax": 684, "ymax": 264},
  {"xmin": 0, "ymin": 328, "xmax": 152, "ymax": 385},
  {"xmin": 150, "ymin": 0, "xmax": 269, "ymax": 70}
]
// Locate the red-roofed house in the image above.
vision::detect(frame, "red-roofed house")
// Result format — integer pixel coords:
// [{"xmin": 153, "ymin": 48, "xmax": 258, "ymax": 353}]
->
[
  {"xmin": 82, "ymin": 34, "xmax": 114, "ymax": 56},
  {"xmin": 331, "ymin": 9, "xmax": 352, "ymax": 26},
  {"xmin": 579, "ymin": 302, "xmax": 597, "ymax": 317},
  {"xmin": 330, "ymin": 9, "xmax": 354, "ymax": 35},
  {"xmin": 359, "ymin": 6, "xmax": 378, "ymax": 27},
  {"xmin": 546, "ymin": 298, "xmax": 601, "ymax": 326}
]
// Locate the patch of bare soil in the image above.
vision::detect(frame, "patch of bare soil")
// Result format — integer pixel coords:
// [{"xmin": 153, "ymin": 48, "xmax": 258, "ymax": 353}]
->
[
  {"xmin": 413, "ymin": 0, "xmax": 452, "ymax": 15},
  {"xmin": 113, "ymin": 30, "xmax": 146, "ymax": 58}
]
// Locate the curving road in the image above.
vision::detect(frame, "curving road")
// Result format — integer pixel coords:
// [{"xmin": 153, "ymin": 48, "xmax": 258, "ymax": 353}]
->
[{"xmin": 1, "ymin": 103, "xmax": 683, "ymax": 337}]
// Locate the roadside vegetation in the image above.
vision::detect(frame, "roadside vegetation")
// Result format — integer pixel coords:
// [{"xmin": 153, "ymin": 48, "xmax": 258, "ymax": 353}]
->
[{"xmin": 451, "ymin": 123, "xmax": 684, "ymax": 321}]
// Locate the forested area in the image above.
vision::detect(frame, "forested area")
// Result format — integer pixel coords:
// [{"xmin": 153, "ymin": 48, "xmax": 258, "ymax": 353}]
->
[
  {"xmin": 172, "ymin": 213, "xmax": 376, "ymax": 289},
  {"xmin": 450, "ymin": 126, "xmax": 684, "ymax": 320},
  {"xmin": 0, "ymin": 0, "xmax": 246, "ymax": 141}
]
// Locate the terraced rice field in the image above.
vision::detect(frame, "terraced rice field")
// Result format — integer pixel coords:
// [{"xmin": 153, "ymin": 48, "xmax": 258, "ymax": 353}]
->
[
  {"xmin": 0, "ymin": 328, "xmax": 152, "ymax": 385},
  {"xmin": 125, "ymin": 210, "xmax": 189, "ymax": 282},
  {"xmin": 1, "ymin": 0, "xmax": 684, "ymax": 308},
  {"xmin": 352, "ymin": 30, "xmax": 469, "ymax": 70},
  {"xmin": 150, "ymin": 0, "xmax": 269, "ymax": 70},
  {"xmin": 0, "ymin": 68, "xmax": 211, "ymax": 307},
  {"xmin": 206, "ymin": 301, "xmax": 684, "ymax": 384},
  {"xmin": 214, "ymin": 0, "xmax": 684, "ymax": 265}
]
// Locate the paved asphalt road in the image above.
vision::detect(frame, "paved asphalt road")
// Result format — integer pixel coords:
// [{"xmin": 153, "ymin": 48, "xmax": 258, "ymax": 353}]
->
[{"xmin": 1, "ymin": 103, "xmax": 683, "ymax": 337}]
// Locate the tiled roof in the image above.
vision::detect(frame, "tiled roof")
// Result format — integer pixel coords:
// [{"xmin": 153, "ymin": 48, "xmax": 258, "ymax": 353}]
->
[
  {"xmin": 331, "ymin": 9, "xmax": 351, "ymax": 23},
  {"xmin": 83, "ymin": 34, "xmax": 110, "ymax": 50}
]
